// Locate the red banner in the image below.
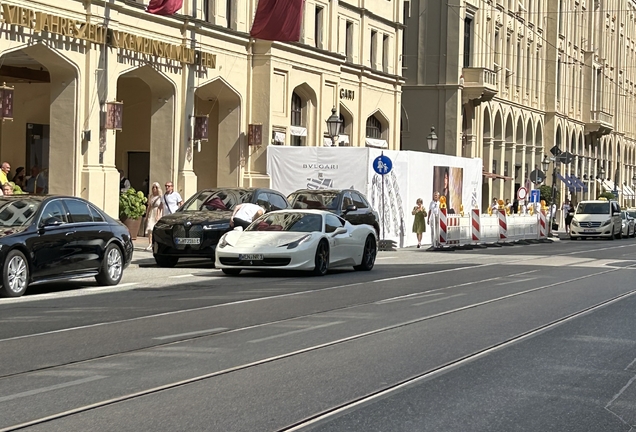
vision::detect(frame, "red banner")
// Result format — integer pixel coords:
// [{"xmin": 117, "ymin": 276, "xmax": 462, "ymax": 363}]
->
[
  {"xmin": 250, "ymin": 0, "xmax": 304, "ymax": 42},
  {"xmin": 146, "ymin": 0, "xmax": 184, "ymax": 15}
]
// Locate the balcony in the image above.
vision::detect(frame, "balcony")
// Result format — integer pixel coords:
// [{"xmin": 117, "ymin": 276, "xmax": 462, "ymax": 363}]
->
[
  {"xmin": 585, "ymin": 109, "xmax": 613, "ymax": 136},
  {"xmin": 461, "ymin": 67, "xmax": 498, "ymax": 105}
]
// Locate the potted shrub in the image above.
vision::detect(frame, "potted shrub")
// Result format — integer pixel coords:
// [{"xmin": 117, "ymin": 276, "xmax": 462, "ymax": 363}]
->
[{"xmin": 119, "ymin": 188, "xmax": 148, "ymax": 240}]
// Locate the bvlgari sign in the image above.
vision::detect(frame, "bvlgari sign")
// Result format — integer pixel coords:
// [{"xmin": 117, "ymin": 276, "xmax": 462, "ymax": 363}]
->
[{"xmin": 0, "ymin": 4, "xmax": 216, "ymax": 68}]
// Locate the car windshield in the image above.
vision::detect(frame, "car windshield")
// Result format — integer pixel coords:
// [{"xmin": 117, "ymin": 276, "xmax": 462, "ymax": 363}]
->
[
  {"xmin": 0, "ymin": 199, "xmax": 40, "ymax": 228},
  {"xmin": 576, "ymin": 202, "xmax": 609, "ymax": 214},
  {"xmin": 181, "ymin": 190, "xmax": 251, "ymax": 212},
  {"xmin": 289, "ymin": 192, "xmax": 339, "ymax": 211},
  {"xmin": 246, "ymin": 213, "xmax": 323, "ymax": 233},
  {"xmin": 628, "ymin": 211, "xmax": 636, "ymax": 219}
]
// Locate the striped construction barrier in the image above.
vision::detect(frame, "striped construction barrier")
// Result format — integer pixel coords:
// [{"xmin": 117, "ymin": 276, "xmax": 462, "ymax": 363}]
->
[
  {"xmin": 471, "ymin": 209, "xmax": 480, "ymax": 242},
  {"xmin": 538, "ymin": 211, "xmax": 547, "ymax": 239},
  {"xmin": 438, "ymin": 208, "xmax": 448, "ymax": 245},
  {"xmin": 446, "ymin": 214, "xmax": 461, "ymax": 245},
  {"xmin": 498, "ymin": 210, "xmax": 508, "ymax": 240}
]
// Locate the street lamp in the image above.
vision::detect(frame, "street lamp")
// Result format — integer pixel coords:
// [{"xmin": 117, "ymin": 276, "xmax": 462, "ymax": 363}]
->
[
  {"xmin": 427, "ymin": 126, "xmax": 438, "ymax": 152},
  {"xmin": 541, "ymin": 155, "xmax": 550, "ymax": 173},
  {"xmin": 597, "ymin": 166, "xmax": 606, "ymax": 180},
  {"xmin": 325, "ymin": 107, "xmax": 342, "ymax": 146}
]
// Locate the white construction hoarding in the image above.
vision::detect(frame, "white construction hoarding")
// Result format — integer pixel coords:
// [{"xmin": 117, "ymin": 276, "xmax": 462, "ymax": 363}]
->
[{"xmin": 267, "ymin": 146, "xmax": 483, "ymax": 247}]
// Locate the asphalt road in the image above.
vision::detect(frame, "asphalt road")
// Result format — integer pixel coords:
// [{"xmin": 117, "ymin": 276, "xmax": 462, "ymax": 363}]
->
[{"xmin": 1, "ymin": 238, "xmax": 635, "ymax": 431}]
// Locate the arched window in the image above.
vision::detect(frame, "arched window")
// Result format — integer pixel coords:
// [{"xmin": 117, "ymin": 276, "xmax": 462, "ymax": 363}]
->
[
  {"xmin": 291, "ymin": 92, "xmax": 303, "ymax": 146},
  {"xmin": 366, "ymin": 116, "xmax": 382, "ymax": 138}
]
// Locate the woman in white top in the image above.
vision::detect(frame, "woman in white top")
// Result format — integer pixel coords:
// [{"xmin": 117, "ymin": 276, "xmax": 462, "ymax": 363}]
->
[{"xmin": 145, "ymin": 182, "xmax": 164, "ymax": 250}]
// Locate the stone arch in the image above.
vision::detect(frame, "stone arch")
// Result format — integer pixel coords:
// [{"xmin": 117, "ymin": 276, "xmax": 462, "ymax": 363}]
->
[
  {"xmin": 483, "ymin": 106, "xmax": 492, "ymax": 139},
  {"xmin": 516, "ymin": 116, "xmax": 524, "ymax": 145},
  {"xmin": 525, "ymin": 118, "xmax": 533, "ymax": 146},
  {"xmin": 505, "ymin": 113, "xmax": 514, "ymax": 143},
  {"xmin": 493, "ymin": 110, "xmax": 503, "ymax": 141},
  {"xmin": 555, "ymin": 125, "xmax": 563, "ymax": 149},
  {"xmin": 535, "ymin": 121, "xmax": 543, "ymax": 148},
  {"xmin": 290, "ymin": 82, "xmax": 318, "ymax": 146},
  {"xmin": 366, "ymin": 109, "xmax": 390, "ymax": 143},
  {"xmin": 0, "ymin": 42, "xmax": 80, "ymax": 196},
  {"xmin": 339, "ymin": 103, "xmax": 354, "ymax": 146},
  {"xmin": 193, "ymin": 77, "xmax": 242, "ymax": 189},
  {"xmin": 116, "ymin": 65, "xmax": 177, "ymax": 191}
]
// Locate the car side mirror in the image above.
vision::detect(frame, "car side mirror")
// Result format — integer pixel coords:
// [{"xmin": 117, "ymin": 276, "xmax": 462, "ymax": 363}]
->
[
  {"xmin": 332, "ymin": 227, "xmax": 347, "ymax": 236},
  {"xmin": 40, "ymin": 217, "xmax": 64, "ymax": 229},
  {"xmin": 343, "ymin": 205, "xmax": 357, "ymax": 214}
]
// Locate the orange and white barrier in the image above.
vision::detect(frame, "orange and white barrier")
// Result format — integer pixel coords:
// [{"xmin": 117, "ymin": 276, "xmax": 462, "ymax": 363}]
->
[
  {"xmin": 471, "ymin": 209, "xmax": 480, "ymax": 242},
  {"xmin": 538, "ymin": 211, "xmax": 547, "ymax": 239},
  {"xmin": 497, "ymin": 210, "xmax": 508, "ymax": 241},
  {"xmin": 439, "ymin": 208, "xmax": 448, "ymax": 245}
]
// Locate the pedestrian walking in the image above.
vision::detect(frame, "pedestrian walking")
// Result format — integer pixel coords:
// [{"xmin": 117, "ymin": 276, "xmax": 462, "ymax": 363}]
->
[
  {"xmin": 427, "ymin": 191, "xmax": 440, "ymax": 249},
  {"xmin": 119, "ymin": 169, "xmax": 131, "ymax": 193},
  {"xmin": 412, "ymin": 198, "xmax": 427, "ymax": 248},
  {"xmin": 563, "ymin": 199, "xmax": 574, "ymax": 234},
  {"xmin": 162, "ymin": 182, "xmax": 183, "ymax": 215},
  {"xmin": 144, "ymin": 182, "xmax": 164, "ymax": 251}
]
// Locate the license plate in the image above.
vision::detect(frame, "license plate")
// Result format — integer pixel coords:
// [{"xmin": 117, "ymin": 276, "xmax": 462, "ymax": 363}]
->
[
  {"xmin": 239, "ymin": 254, "xmax": 263, "ymax": 260},
  {"xmin": 175, "ymin": 237, "xmax": 200, "ymax": 245},
  {"xmin": 583, "ymin": 229, "xmax": 596, "ymax": 233}
]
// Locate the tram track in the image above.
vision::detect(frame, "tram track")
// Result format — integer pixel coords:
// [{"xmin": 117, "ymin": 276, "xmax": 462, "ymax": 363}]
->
[{"xmin": 0, "ymin": 265, "xmax": 632, "ymax": 431}]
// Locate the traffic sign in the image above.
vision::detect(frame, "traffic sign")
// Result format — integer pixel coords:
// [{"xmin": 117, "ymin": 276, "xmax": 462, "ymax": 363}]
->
[
  {"xmin": 529, "ymin": 189, "xmax": 540, "ymax": 203},
  {"xmin": 529, "ymin": 169, "xmax": 546, "ymax": 184},
  {"xmin": 550, "ymin": 145, "xmax": 562, "ymax": 157},
  {"xmin": 517, "ymin": 187, "xmax": 527, "ymax": 201},
  {"xmin": 557, "ymin": 151, "xmax": 575, "ymax": 165},
  {"xmin": 373, "ymin": 154, "xmax": 393, "ymax": 175}
]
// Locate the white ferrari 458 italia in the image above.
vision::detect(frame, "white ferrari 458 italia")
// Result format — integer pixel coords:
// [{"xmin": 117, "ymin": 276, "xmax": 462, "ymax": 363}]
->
[{"xmin": 215, "ymin": 210, "xmax": 377, "ymax": 276}]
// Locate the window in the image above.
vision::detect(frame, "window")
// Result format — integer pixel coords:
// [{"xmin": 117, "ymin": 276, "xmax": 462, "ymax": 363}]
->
[
  {"xmin": 325, "ymin": 214, "xmax": 344, "ymax": 233},
  {"xmin": 315, "ymin": 6, "xmax": 324, "ymax": 49},
  {"xmin": 463, "ymin": 16, "xmax": 473, "ymax": 68},
  {"xmin": 345, "ymin": 21, "xmax": 353, "ymax": 62},
  {"xmin": 39, "ymin": 201, "xmax": 68, "ymax": 226},
  {"xmin": 526, "ymin": 46, "xmax": 531, "ymax": 93},
  {"xmin": 226, "ymin": 0, "xmax": 233, "ymax": 29},
  {"xmin": 370, "ymin": 30, "xmax": 378, "ymax": 68},
  {"xmin": 366, "ymin": 116, "xmax": 382, "ymax": 138},
  {"xmin": 341, "ymin": 192, "xmax": 354, "ymax": 210},
  {"xmin": 256, "ymin": 192, "xmax": 271, "ymax": 212},
  {"xmin": 557, "ymin": 57, "xmax": 562, "ymax": 101},
  {"xmin": 558, "ymin": 0, "xmax": 564, "ymax": 34},
  {"xmin": 516, "ymin": 41, "xmax": 521, "ymax": 88},
  {"xmin": 291, "ymin": 92, "xmax": 303, "ymax": 146},
  {"xmin": 89, "ymin": 204, "xmax": 105, "ymax": 222},
  {"xmin": 382, "ymin": 34, "xmax": 389, "ymax": 73},
  {"xmin": 267, "ymin": 193, "xmax": 289, "ymax": 211},
  {"xmin": 64, "ymin": 199, "xmax": 93, "ymax": 223},
  {"xmin": 494, "ymin": 30, "xmax": 500, "ymax": 68},
  {"xmin": 350, "ymin": 192, "xmax": 369, "ymax": 209}
]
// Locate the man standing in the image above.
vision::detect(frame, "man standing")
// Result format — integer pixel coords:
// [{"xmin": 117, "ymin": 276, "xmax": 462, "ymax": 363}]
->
[
  {"xmin": 119, "ymin": 169, "xmax": 131, "ymax": 193},
  {"xmin": 25, "ymin": 166, "xmax": 46, "ymax": 194},
  {"xmin": 163, "ymin": 182, "xmax": 183, "ymax": 215},
  {"xmin": 0, "ymin": 162, "xmax": 10, "ymax": 186},
  {"xmin": 230, "ymin": 203, "xmax": 265, "ymax": 230},
  {"xmin": 427, "ymin": 191, "xmax": 440, "ymax": 249}
]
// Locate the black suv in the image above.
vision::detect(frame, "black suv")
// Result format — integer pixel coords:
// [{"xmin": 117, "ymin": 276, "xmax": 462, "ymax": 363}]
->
[
  {"xmin": 152, "ymin": 188, "xmax": 289, "ymax": 267},
  {"xmin": 287, "ymin": 189, "xmax": 380, "ymax": 235}
]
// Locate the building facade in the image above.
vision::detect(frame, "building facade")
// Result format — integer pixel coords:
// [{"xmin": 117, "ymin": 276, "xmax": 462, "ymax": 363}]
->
[
  {"xmin": 402, "ymin": 0, "xmax": 636, "ymax": 209},
  {"xmin": 0, "ymin": 0, "xmax": 404, "ymax": 216}
]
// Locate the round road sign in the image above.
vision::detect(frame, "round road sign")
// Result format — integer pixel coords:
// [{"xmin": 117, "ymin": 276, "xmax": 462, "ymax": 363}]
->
[{"xmin": 517, "ymin": 187, "xmax": 528, "ymax": 200}]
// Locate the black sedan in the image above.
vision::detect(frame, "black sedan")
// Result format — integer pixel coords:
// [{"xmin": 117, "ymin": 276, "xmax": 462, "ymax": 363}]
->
[
  {"xmin": 152, "ymin": 188, "xmax": 290, "ymax": 267},
  {"xmin": 288, "ymin": 189, "xmax": 380, "ymax": 235},
  {"xmin": 0, "ymin": 195, "xmax": 133, "ymax": 298}
]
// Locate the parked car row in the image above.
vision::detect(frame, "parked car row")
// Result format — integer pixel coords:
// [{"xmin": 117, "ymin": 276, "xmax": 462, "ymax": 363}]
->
[{"xmin": 151, "ymin": 187, "xmax": 380, "ymax": 272}]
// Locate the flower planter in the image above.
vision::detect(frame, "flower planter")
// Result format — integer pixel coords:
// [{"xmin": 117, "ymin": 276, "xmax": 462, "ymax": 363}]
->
[{"xmin": 121, "ymin": 216, "xmax": 142, "ymax": 240}]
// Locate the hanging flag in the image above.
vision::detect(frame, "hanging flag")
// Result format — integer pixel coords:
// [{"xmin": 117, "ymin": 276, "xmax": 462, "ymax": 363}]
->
[
  {"xmin": 250, "ymin": 0, "xmax": 304, "ymax": 42},
  {"xmin": 146, "ymin": 0, "xmax": 184, "ymax": 16}
]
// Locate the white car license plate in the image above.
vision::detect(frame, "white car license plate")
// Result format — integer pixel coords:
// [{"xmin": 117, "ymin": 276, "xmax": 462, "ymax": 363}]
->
[
  {"xmin": 583, "ymin": 229, "xmax": 596, "ymax": 233},
  {"xmin": 175, "ymin": 237, "xmax": 200, "ymax": 245},
  {"xmin": 239, "ymin": 254, "xmax": 263, "ymax": 260}
]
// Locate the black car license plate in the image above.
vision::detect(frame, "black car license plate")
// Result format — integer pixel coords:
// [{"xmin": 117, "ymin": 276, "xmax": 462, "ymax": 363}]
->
[
  {"xmin": 239, "ymin": 254, "xmax": 263, "ymax": 260},
  {"xmin": 175, "ymin": 237, "xmax": 201, "ymax": 245}
]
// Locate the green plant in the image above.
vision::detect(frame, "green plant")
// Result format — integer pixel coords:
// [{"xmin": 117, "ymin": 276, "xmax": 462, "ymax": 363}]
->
[
  {"xmin": 119, "ymin": 188, "xmax": 147, "ymax": 219},
  {"xmin": 597, "ymin": 191, "xmax": 616, "ymax": 201},
  {"xmin": 539, "ymin": 185, "xmax": 560, "ymax": 206}
]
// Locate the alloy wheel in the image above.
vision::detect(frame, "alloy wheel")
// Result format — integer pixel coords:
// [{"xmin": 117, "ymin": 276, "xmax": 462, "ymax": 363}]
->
[
  {"xmin": 107, "ymin": 248, "xmax": 123, "ymax": 281},
  {"xmin": 7, "ymin": 255, "xmax": 27, "ymax": 294},
  {"xmin": 317, "ymin": 242, "xmax": 329, "ymax": 274},
  {"xmin": 364, "ymin": 237, "xmax": 377, "ymax": 267}
]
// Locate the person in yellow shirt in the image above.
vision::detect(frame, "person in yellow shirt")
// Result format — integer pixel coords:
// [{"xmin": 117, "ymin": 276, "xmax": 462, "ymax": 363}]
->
[{"xmin": 0, "ymin": 162, "xmax": 10, "ymax": 185}]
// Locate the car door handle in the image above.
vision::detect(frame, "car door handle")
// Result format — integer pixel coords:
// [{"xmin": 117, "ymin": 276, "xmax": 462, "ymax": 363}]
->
[{"xmin": 65, "ymin": 231, "xmax": 76, "ymax": 236}]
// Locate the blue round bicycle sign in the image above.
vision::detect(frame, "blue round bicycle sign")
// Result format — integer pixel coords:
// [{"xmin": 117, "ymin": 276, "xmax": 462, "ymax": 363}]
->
[{"xmin": 373, "ymin": 154, "xmax": 393, "ymax": 175}]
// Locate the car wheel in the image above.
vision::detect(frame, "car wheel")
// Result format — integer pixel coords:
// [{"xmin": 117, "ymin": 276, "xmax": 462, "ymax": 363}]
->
[
  {"xmin": 154, "ymin": 255, "xmax": 179, "ymax": 268},
  {"xmin": 312, "ymin": 240, "xmax": 329, "ymax": 276},
  {"xmin": 0, "ymin": 250, "xmax": 29, "ymax": 297},
  {"xmin": 354, "ymin": 235, "xmax": 377, "ymax": 271},
  {"xmin": 222, "ymin": 268, "xmax": 242, "ymax": 276},
  {"xmin": 96, "ymin": 244, "xmax": 123, "ymax": 286}
]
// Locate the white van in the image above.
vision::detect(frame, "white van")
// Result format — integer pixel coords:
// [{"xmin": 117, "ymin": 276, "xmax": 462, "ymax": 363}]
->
[{"xmin": 570, "ymin": 200, "xmax": 622, "ymax": 240}]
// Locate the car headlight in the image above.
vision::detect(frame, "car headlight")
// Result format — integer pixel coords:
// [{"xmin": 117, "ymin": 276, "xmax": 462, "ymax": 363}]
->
[
  {"xmin": 571, "ymin": 220, "xmax": 579, "ymax": 227},
  {"xmin": 218, "ymin": 233, "xmax": 231, "ymax": 248},
  {"xmin": 279, "ymin": 234, "xmax": 312, "ymax": 249},
  {"xmin": 601, "ymin": 219, "xmax": 612, "ymax": 227},
  {"xmin": 204, "ymin": 223, "xmax": 230, "ymax": 231}
]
